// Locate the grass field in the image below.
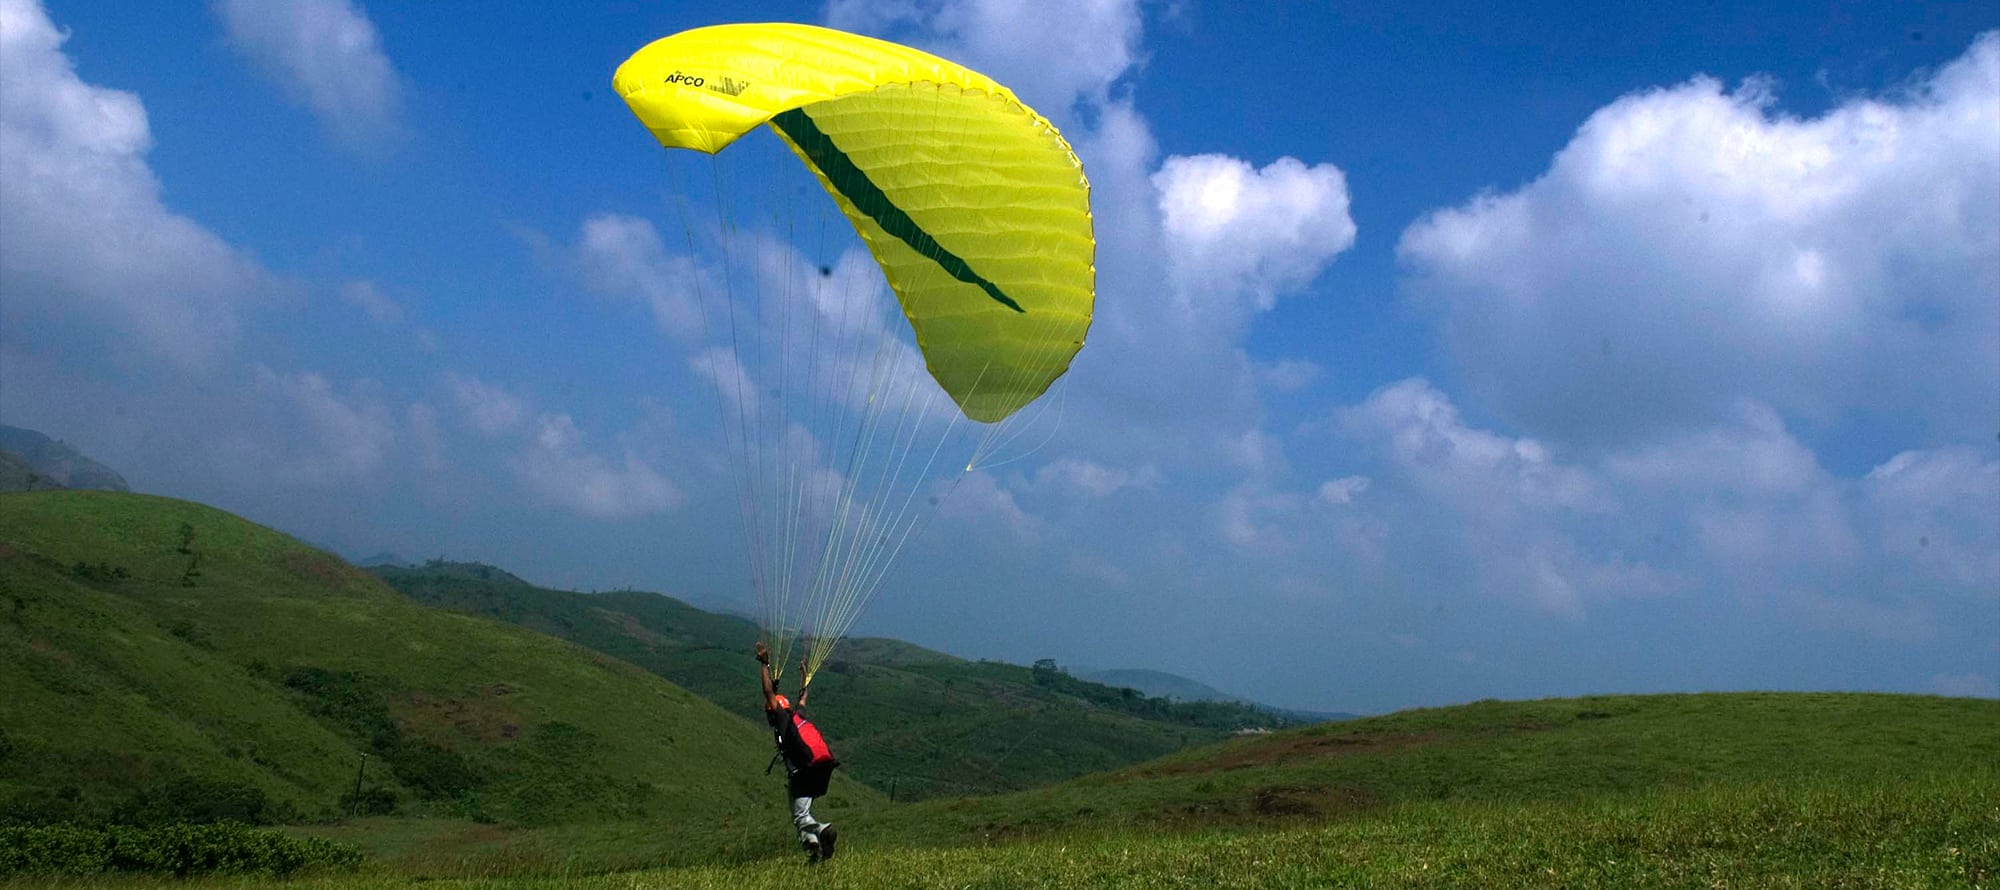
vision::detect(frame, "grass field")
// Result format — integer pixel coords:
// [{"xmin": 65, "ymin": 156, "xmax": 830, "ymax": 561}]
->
[
  {"xmin": 8, "ymin": 490, "xmax": 1995, "ymax": 888},
  {"xmin": 12, "ymin": 691, "xmax": 1985, "ymax": 888},
  {"xmin": 10, "ymin": 771, "xmax": 1991, "ymax": 888},
  {"xmin": 837, "ymin": 691, "xmax": 2000, "ymax": 851}
]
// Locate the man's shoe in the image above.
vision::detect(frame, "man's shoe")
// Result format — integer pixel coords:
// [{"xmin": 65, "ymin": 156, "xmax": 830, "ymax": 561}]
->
[{"xmin": 817, "ymin": 824, "xmax": 838, "ymax": 861}]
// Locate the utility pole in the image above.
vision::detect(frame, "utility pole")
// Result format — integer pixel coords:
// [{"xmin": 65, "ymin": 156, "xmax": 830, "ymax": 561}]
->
[{"xmin": 349, "ymin": 753, "xmax": 369, "ymax": 815}]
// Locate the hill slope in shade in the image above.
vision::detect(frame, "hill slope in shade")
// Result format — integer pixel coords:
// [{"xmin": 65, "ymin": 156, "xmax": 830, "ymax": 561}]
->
[
  {"xmin": 1070, "ymin": 667, "xmax": 1241, "ymax": 703},
  {"xmin": 0, "ymin": 490, "xmax": 850, "ymax": 831},
  {"xmin": 0, "ymin": 452, "xmax": 64, "ymax": 493},
  {"xmin": 0, "ymin": 426, "xmax": 129, "ymax": 492},
  {"xmin": 368, "ymin": 561, "xmax": 1294, "ymax": 800},
  {"xmin": 846, "ymin": 690, "xmax": 2000, "ymax": 846},
  {"xmin": 1071, "ymin": 666, "xmax": 1359, "ymax": 723}
]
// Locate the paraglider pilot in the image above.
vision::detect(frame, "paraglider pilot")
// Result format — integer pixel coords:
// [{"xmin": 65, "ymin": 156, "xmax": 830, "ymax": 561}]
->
[{"xmin": 757, "ymin": 642, "xmax": 840, "ymax": 861}]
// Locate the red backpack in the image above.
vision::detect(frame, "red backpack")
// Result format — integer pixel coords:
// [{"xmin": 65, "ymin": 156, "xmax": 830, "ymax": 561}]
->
[{"xmin": 787, "ymin": 712, "xmax": 837, "ymax": 768}]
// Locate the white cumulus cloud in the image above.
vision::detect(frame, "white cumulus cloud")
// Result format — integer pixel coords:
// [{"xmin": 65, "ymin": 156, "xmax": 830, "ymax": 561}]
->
[
  {"xmin": 1214, "ymin": 482, "xmax": 1312, "ymax": 554},
  {"xmin": 438, "ymin": 371, "xmax": 682, "ymax": 520},
  {"xmin": 1322, "ymin": 375, "xmax": 1992, "ymax": 629},
  {"xmin": 222, "ymin": 367, "xmax": 399, "ymax": 487},
  {"xmin": 1317, "ymin": 475, "xmax": 1369, "ymax": 506},
  {"xmin": 443, "ymin": 372, "xmax": 529, "ymax": 436},
  {"xmin": 569, "ymin": 214, "xmax": 708, "ymax": 342},
  {"xmin": 513, "ymin": 413, "xmax": 682, "ymax": 520},
  {"xmin": 937, "ymin": 470, "xmax": 1041, "ymax": 543},
  {"xmin": 1398, "ymin": 32, "xmax": 2000, "ymax": 449},
  {"xmin": 1031, "ymin": 458, "xmax": 1157, "ymax": 498},
  {"xmin": 1155, "ymin": 154, "xmax": 1357, "ymax": 326},
  {"xmin": 1864, "ymin": 447, "xmax": 2000, "ymax": 591},
  {"xmin": 340, "ymin": 280, "xmax": 401, "ymax": 323},
  {"xmin": 1342, "ymin": 378, "xmax": 1609, "ymax": 514},
  {"xmin": 1604, "ymin": 400, "xmax": 1863, "ymax": 577},
  {"xmin": 214, "ymin": 0, "xmax": 403, "ymax": 151},
  {"xmin": 0, "ymin": 0, "xmax": 269, "ymax": 368},
  {"xmin": 825, "ymin": 0, "xmax": 1142, "ymax": 115},
  {"xmin": 1336, "ymin": 379, "xmax": 1644, "ymax": 614}
]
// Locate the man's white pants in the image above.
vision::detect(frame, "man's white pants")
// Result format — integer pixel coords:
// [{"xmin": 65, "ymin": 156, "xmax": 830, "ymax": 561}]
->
[{"xmin": 791, "ymin": 796, "xmax": 824, "ymax": 848}]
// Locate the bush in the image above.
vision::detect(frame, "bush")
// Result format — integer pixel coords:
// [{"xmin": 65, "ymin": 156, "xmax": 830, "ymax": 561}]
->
[
  {"xmin": 0, "ymin": 785, "xmax": 90, "ymax": 827},
  {"xmin": 113, "ymin": 776, "xmax": 273, "ymax": 826},
  {"xmin": 386, "ymin": 740, "xmax": 480, "ymax": 799},
  {"xmin": 284, "ymin": 666, "xmax": 485, "ymax": 801},
  {"xmin": 0, "ymin": 822, "xmax": 362, "ymax": 877},
  {"xmin": 68, "ymin": 561, "xmax": 129, "ymax": 581},
  {"xmin": 339, "ymin": 786, "xmax": 397, "ymax": 816}
]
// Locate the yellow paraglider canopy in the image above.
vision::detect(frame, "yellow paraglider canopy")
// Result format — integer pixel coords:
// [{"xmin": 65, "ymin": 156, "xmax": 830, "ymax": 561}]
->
[{"xmin": 615, "ymin": 23, "xmax": 1094, "ymax": 423}]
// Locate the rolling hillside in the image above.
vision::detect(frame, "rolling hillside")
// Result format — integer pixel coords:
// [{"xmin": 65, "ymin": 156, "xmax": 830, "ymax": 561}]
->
[
  {"xmin": 9, "ymin": 489, "xmax": 1991, "ymax": 885},
  {"xmin": 843, "ymin": 690, "xmax": 2000, "ymax": 846},
  {"xmin": 561, "ymin": 772, "xmax": 1996, "ymax": 889},
  {"xmin": 367, "ymin": 561, "xmax": 1293, "ymax": 800},
  {"xmin": 303, "ymin": 691, "xmax": 2000, "ymax": 883},
  {"xmin": 0, "ymin": 490, "xmax": 856, "ymax": 833}
]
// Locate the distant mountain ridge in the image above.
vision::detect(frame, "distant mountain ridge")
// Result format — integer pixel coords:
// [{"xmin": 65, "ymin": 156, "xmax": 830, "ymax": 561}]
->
[
  {"xmin": 0, "ymin": 425, "xmax": 130, "ymax": 492},
  {"xmin": 0, "ymin": 452, "xmax": 62, "ymax": 492},
  {"xmin": 1073, "ymin": 667, "xmax": 1359, "ymax": 724},
  {"xmin": 367, "ymin": 560, "xmax": 1297, "ymax": 799},
  {"xmin": 1072, "ymin": 667, "xmax": 1241, "ymax": 703}
]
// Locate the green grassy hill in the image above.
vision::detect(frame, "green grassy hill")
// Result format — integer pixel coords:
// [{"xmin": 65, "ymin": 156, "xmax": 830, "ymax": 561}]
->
[
  {"xmin": 845, "ymin": 690, "xmax": 1999, "ymax": 846},
  {"xmin": 646, "ymin": 692, "xmax": 1996, "ymax": 887},
  {"xmin": 367, "ymin": 561, "xmax": 1292, "ymax": 800},
  {"xmin": 71, "ymin": 691, "xmax": 1995, "ymax": 886},
  {"xmin": 0, "ymin": 490, "xmax": 860, "ymax": 836},
  {"xmin": 481, "ymin": 775, "xmax": 1997, "ymax": 889},
  {"xmin": 9, "ymin": 489, "xmax": 1993, "ymax": 886}
]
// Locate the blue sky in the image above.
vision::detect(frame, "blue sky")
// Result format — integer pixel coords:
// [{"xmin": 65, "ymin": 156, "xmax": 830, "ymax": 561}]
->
[{"xmin": 4, "ymin": 0, "xmax": 1996, "ymax": 712}]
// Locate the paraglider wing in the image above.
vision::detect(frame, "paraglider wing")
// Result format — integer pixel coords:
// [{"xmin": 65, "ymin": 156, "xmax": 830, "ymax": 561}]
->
[{"xmin": 614, "ymin": 23, "xmax": 1095, "ymax": 422}]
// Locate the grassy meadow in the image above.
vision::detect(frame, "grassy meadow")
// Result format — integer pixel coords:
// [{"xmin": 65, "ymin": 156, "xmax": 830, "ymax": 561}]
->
[
  {"xmin": 10, "ymin": 752, "xmax": 1992, "ymax": 888},
  {"xmin": 12, "ymin": 691, "xmax": 1987, "ymax": 888},
  {"xmin": 5, "ymin": 489, "xmax": 1995, "ymax": 887}
]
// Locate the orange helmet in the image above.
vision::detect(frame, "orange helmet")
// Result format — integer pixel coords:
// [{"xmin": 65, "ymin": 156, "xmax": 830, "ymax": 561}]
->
[{"xmin": 773, "ymin": 694, "xmax": 791, "ymax": 710}]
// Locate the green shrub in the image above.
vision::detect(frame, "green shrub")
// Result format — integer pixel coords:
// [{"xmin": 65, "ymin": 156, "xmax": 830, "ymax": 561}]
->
[
  {"xmin": 113, "ymin": 776, "xmax": 273, "ymax": 826},
  {"xmin": 339, "ymin": 786, "xmax": 398, "ymax": 816},
  {"xmin": 0, "ymin": 821, "xmax": 362, "ymax": 877},
  {"xmin": 68, "ymin": 561, "xmax": 128, "ymax": 581},
  {"xmin": 0, "ymin": 785, "xmax": 90, "ymax": 827},
  {"xmin": 385, "ymin": 739, "xmax": 480, "ymax": 799},
  {"xmin": 283, "ymin": 665, "xmax": 485, "ymax": 801}
]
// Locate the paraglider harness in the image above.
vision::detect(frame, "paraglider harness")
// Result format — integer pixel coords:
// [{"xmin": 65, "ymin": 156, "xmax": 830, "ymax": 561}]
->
[{"xmin": 767, "ymin": 705, "xmax": 837, "ymax": 777}]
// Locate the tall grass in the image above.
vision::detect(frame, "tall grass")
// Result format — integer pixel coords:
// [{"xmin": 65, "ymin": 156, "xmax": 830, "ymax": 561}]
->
[
  {"xmin": 27, "ymin": 771, "xmax": 1988, "ymax": 889},
  {"xmin": 656, "ymin": 774, "xmax": 1997, "ymax": 890}
]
